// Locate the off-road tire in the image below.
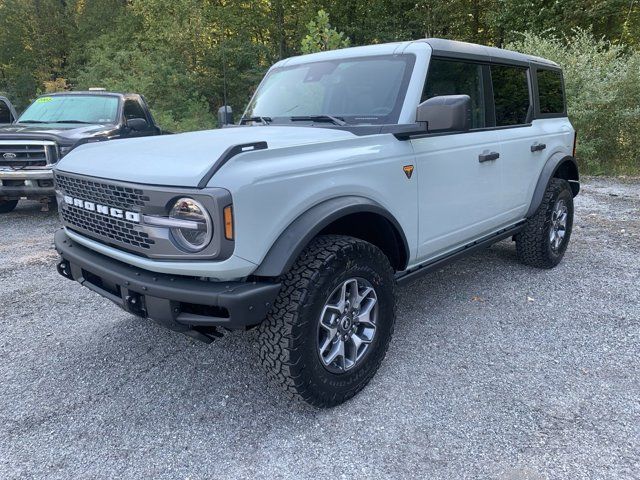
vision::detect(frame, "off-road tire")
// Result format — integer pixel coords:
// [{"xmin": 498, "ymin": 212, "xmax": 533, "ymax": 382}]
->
[
  {"xmin": 257, "ymin": 235, "xmax": 396, "ymax": 408},
  {"xmin": 0, "ymin": 199, "xmax": 18, "ymax": 214},
  {"xmin": 515, "ymin": 178, "xmax": 574, "ymax": 268}
]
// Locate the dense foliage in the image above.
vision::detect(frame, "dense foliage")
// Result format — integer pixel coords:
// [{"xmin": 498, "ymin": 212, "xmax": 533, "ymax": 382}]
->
[{"xmin": 1, "ymin": 0, "xmax": 638, "ymax": 172}]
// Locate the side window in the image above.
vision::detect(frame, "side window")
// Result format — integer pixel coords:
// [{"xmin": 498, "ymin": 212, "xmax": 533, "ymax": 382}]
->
[
  {"xmin": 123, "ymin": 99, "xmax": 147, "ymax": 122},
  {"xmin": 537, "ymin": 69, "xmax": 565, "ymax": 114},
  {"xmin": 0, "ymin": 100, "xmax": 12, "ymax": 123},
  {"xmin": 491, "ymin": 65, "xmax": 531, "ymax": 126},
  {"xmin": 423, "ymin": 59, "xmax": 487, "ymax": 129}
]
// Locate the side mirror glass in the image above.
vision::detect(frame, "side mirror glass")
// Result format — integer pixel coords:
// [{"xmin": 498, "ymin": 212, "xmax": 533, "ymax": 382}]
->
[
  {"xmin": 416, "ymin": 95, "xmax": 471, "ymax": 133},
  {"xmin": 218, "ymin": 106, "xmax": 234, "ymax": 127},
  {"xmin": 126, "ymin": 118, "xmax": 148, "ymax": 131}
]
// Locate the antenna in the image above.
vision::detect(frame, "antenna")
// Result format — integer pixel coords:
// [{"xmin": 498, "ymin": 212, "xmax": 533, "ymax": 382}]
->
[{"xmin": 221, "ymin": 35, "xmax": 228, "ymax": 109}]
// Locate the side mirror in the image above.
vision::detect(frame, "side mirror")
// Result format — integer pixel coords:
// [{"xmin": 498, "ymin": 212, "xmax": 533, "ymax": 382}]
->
[
  {"xmin": 126, "ymin": 118, "xmax": 148, "ymax": 131},
  {"xmin": 416, "ymin": 95, "xmax": 471, "ymax": 133},
  {"xmin": 218, "ymin": 106, "xmax": 234, "ymax": 127}
]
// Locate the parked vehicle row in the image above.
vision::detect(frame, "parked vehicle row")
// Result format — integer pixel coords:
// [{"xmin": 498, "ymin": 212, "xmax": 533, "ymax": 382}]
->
[
  {"xmin": 7, "ymin": 38, "xmax": 579, "ymax": 407},
  {"xmin": 0, "ymin": 91, "xmax": 163, "ymax": 212}
]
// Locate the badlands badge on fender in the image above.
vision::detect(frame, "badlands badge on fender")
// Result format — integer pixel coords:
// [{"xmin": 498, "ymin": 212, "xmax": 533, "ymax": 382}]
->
[{"xmin": 403, "ymin": 165, "xmax": 414, "ymax": 179}]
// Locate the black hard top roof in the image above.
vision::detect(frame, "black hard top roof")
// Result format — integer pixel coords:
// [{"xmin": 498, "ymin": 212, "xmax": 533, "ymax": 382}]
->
[{"xmin": 423, "ymin": 38, "xmax": 559, "ymax": 68}]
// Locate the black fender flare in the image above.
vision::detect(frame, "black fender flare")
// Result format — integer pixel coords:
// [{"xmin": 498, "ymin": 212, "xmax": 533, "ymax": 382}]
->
[
  {"xmin": 526, "ymin": 153, "xmax": 580, "ymax": 218},
  {"xmin": 253, "ymin": 196, "xmax": 410, "ymax": 277}
]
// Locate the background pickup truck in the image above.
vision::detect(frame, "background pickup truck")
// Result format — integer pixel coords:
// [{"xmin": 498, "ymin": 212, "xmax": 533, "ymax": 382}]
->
[{"xmin": 0, "ymin": 91, "xmax": 163, "ymax": 213}]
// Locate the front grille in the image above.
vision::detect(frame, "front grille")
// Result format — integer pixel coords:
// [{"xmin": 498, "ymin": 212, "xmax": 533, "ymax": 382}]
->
[
  {"xmin": 60, "ymin": 205, "xmax": 154, "ymax": 250},
  {"xmin": 55, "ymin": 173, "xmax": 154, "ymax": 251},
  {"xmin": 55, "ymin": 173, "xmax": 150, "ymax": 211},
  {"xmin": 0, "ymin": 143, "xmax": 52, "ymax": 167}
]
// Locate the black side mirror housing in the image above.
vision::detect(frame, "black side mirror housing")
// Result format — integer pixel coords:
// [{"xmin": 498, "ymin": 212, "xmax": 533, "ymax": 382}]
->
[
  {"xmin": 218, "ymin": 106, "xmax": 234, "ymax": 127},
  {"xmin": 416, "ymin": 95, "xmax": 471, "ymax": 133},
  {"xmin": 126, "ymin": 118, "xmax": 148, "ymax": 131}
]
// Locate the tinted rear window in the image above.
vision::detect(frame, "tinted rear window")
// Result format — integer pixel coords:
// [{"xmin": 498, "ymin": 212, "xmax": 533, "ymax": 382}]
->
[
  {"xmin": 537, "ymin": 69, "xmax": 565, "ymax": 114},
  {"xmin": 491, "ymin": 65, "xmax": 530, "ymax": 126}
]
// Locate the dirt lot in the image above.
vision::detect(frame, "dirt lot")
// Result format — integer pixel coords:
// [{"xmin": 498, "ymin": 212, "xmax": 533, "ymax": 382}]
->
[{"xmin": 1, "ymin": 177, "xmax": 638, "ymax": 479}]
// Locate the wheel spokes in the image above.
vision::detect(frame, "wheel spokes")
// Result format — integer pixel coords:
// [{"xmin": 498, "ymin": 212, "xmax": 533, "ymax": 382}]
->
[{"xmin": 316, "ymin": 277, "xmax": 379, "ymax": 373}]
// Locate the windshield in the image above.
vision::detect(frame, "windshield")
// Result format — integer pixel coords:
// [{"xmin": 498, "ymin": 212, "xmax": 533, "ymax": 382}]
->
[
  {"xmin": 18, "ymin": 95, "xmax": 119, "ymax": 124},
  {"xmin": 244, "ymin": 54, "xmax": 416, "ymax": 125}
]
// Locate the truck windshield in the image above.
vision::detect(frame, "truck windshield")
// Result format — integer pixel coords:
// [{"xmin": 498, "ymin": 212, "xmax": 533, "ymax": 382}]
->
[
  {"xmin": 18, "ymin": 95, "xmax": 119, "ymax": 124},
  {"xmin": 244, "ymin": 54, "xmax": 416, "ymax": 125}
]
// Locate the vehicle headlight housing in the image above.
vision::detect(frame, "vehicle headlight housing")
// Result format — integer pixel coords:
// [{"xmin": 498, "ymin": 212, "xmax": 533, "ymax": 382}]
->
[{"xmin": 168, "ymin": 198, "xmax": 213, "ymax": 252}]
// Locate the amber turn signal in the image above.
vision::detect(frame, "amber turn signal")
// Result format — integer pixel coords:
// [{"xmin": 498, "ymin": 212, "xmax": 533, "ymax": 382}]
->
[{"xmin": 223, "ymin": 205, "xmax": 234, "ymax": 240}]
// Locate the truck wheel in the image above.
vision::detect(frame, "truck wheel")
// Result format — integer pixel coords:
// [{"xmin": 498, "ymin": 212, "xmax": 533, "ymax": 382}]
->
[
  {"xmin": 0, "ymin": 199, "xmax": 18, "ymax": 214},
  {"xmin": 258, "ymin": 235, "xmax": 396, "ymax": 408},
  {"xmin": 516, "ymin": 178, "xmax": 574, "ymax": 269}
]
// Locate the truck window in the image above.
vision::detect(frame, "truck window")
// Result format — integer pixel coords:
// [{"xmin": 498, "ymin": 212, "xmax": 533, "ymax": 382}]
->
[
  {"xmin": 491, "ymin": 65, "xmax": 531, "ymax": 126},
  {"xmin": 422, "ymin": 59, "xmax": 487, "ymax": 129},
  {"xmin": 123, "ymin": 99, "xmax": 147, "ymax": 121},
  {"xmin": 0, "ymin": 100, "xmax": 12, "ymax": 123},
  {"xmin": 537, "ymin": 69, "xmax": 565, "ymax": 114}
]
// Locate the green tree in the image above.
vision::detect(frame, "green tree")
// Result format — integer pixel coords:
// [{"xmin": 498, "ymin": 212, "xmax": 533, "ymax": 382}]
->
[{"xmin": 301, "ymin": 9, "xmax": 351, "ymax": 53}]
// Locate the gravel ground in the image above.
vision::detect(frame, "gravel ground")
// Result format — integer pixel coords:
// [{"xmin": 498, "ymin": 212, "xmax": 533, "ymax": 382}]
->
[{"xmin": 1, "ymin": 177, "xmax": 638, "ymax": 480}]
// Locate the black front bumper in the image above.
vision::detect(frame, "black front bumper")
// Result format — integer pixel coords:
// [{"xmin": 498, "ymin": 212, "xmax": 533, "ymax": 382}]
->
[{"xmin": 54, "ymin": 229, "xmax": 281, "ymax": 333}]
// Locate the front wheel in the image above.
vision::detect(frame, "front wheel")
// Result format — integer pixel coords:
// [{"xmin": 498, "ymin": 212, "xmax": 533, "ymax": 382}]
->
[
  {"xmin": 257, "ymin": 235, "xmax": 397, "ymax": 408},
  {"xmin": 0, "ymin": 199, "xmax": 18, "ymax": 214},
  {"xmin": 515, "ymin": 178, "xmax": 574, "ymax": 268}
]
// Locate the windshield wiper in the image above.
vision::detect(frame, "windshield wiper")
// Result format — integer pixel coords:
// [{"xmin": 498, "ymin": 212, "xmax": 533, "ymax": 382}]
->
[
  {"xmin": 17, "ymin": 120, "xmax": 47, "ymax": 124},
  {"xmin": 290, "ymin": 115, "xmax": 346, "ymax": 126},
  {"xmin": 51, "ymin": 120, "xmax": 94, "ymax": 124},
  {"xmin": 239, "ymin": 116, "xmax": 272, "ymax": 126}
]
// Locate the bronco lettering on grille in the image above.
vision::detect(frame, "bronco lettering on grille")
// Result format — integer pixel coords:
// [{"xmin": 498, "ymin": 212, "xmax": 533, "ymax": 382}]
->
[{"xmin": 64, "ymin": 195, "xmax": 140, "ymax": 223}]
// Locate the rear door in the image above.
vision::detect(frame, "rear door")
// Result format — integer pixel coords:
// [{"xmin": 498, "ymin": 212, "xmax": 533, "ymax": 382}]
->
[
  {"xmin": 492, "ymin": 64, "xmax": 547, "ymax": 220},
  {"xmin": 412, "ymin": 58, "xmax": 505, "ymax": 261},
  {"xmin": 0, "ymin": 97, "xmax": 17, "ymax": 124}
]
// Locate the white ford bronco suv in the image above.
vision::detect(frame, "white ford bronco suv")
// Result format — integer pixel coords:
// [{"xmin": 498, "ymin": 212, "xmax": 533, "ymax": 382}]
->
[{"xmin": 54, "ymin": 39, "xmax": 578, "ymax": 407}]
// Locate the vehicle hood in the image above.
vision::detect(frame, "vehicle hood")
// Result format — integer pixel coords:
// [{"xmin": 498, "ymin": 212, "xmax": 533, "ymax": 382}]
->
[
  {"xmin": 55, "ymin": 125, "xmax": 357, "ymax": 186},
  {"xmin": 0, "ymin": 123, "xmax": 117, "ymax": 144}
]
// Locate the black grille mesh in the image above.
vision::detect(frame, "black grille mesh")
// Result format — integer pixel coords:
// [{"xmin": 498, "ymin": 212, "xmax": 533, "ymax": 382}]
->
[
  {"xmin": 60, "ymin": 205, "xmax": 154, "ymax": 250},
  {"xmin": 55, "ymin": 173, "xmax": 150, "ymax": 210},
  {"xmin": 55, "ymin": 173, "xmax": 154, "ymax": 250}
]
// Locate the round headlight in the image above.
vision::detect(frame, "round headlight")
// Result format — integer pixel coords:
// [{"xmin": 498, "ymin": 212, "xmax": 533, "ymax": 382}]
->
[{"xmin": 169, "ymin": 198, "xmax": 212, "ymax": 252}]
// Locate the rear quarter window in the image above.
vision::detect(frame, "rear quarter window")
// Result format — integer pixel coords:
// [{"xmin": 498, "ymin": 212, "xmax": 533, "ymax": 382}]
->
[{"xmin": 537, "ymin": 69, "xmax": 565, "ymax": 115}]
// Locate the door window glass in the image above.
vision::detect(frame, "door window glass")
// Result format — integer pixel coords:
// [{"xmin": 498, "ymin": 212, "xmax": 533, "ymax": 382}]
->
[
  {"xmin": 0, "ymin": 101, "xmax": 12, "ymax": 123},
  {"xmin": 423, "ymin": 59, "xmax": 486, "ymax": 129},
  {"xmin": 123, "ymin": 99, "xmax": 147, "ymax": 121},
  {"xmin": 491, "ymin": 65, "xmax": 531, "ymax": 126}
]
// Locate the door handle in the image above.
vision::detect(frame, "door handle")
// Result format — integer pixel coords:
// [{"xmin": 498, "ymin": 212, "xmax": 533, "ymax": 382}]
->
[
  {"xmin": 531, "ymin": 142, "xmax": 547, "ymax": 152},
  {"xmin": 479, "ymin": 151, "xmax": 500, "ymax": 163}
]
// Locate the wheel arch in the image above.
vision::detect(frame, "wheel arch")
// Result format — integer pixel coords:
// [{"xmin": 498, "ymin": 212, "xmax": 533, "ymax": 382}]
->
[
  {"xmin": 252, "ymin": 196, "xmax": 410, "ymax": 277},
  {"xmin": 526, "ymin": 153, "xmax": 579, "ymax": 218}
]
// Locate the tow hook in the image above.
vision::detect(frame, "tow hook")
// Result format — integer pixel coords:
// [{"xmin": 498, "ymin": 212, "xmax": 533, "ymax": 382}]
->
[
  {"xmin": 56, "ymin": 260, "xmax": 73, "ymax": 280},
  {"xmin": 125, "ymin": 293, "xmax": 147, "ymax": 317},
  {"xmin": 184, "ymin": 327, "xmax": 224, "ymax": 344}
]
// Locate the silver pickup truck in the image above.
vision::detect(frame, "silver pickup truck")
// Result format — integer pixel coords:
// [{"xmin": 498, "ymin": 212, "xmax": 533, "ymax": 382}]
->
[{"xmin": 53, "ymin": 39, "xmax": 579, "ymax": 407}]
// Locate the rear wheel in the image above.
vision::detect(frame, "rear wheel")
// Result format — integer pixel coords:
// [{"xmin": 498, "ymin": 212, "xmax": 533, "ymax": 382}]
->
[
  {"xmin": 0, "ymin": 199, "xmax": 18, "ymax": 214},
  {"xmin": 257, "ymin": 235, "xmax": 396, "ymax": 408},
  {"xmin": 515, "ymin": 178, "xmax": 574, "ymax": 268}
]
